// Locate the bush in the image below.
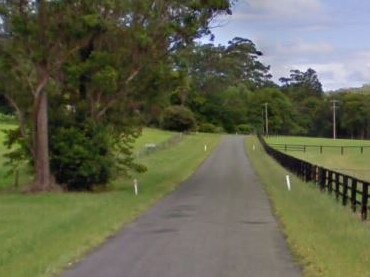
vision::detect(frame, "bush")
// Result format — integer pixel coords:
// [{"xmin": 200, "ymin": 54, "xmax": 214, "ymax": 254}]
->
[
  {"xmin": 198, "ymin": 123, "xmax": 217, "ymax": 133},
  {"xmin": 50, "ymin": 124, "xmax": 114, "ymax": 191},
  {"xmin": 161, "ymin": 105, "xmax": 197, "ymax": 132},
  {"xmin": 214, "ymin": 126, "xmax": 225, "ymax": 133},
  {"xmin": 198, "ymin": 123, "xmax": 224, "ymax": 133},
  {"xmin": 0, "ymin": 113, "xmax": 17, "ymax": 124},
  {"xmin": 236, "ymin": 124, "xmax": 253, "ymax": 134}
]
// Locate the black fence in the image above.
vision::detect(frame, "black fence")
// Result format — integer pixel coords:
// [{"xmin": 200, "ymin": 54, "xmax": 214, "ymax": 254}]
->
[
  {"xmin": 269, "ymin": 143, "xmax": 370, "ymax": 155},
  {"xmin": 258, "ymin": 135, "xmax": 369, "ymax": 221}
]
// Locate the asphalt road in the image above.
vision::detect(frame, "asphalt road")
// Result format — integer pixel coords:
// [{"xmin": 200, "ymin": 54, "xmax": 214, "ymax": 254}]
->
[{"xmin": 63, "ymin": 136, "xmax": 301, "ymax": 277}]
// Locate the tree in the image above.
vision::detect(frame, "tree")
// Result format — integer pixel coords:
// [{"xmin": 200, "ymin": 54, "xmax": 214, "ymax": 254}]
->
[
  {"xmin": 245, "ymin": 88, "xmax": 301, "ymax": 135},
  {"xmin": 279, "ymin": 68, "xmax": 323, "ymax": 100},
  {"xmin": 340, "ymin": 93, "xmax": 370, "ymax": 139},
  {"xmin": 161, "ymin": 105, "xmax": 196, "ymax": 132},
  {"xmin": 183, "ymin": 37, "xmax": 272, "ymax": 131},
  {"xmin": 0, "ymin": 0, "xmax": 233, "ymax": 191}
]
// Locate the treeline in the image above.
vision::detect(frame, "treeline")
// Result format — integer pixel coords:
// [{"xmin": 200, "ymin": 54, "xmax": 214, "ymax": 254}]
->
[
  {"xmin": 138, "ymin": 40, "xmax": 370, "ymax": 140},
  {"xmin": 0, "ymin": 1, "xmax": 369, "ymax": 192}
]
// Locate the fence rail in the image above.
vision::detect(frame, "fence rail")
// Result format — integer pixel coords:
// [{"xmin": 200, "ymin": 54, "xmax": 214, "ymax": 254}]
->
[
  {"xmin": 258, "ymin": 135, "xmax": 369, "ymax": 220},
  {"xmin": 269, "ymin": 143, "xmax": 370, "ymax": 155}
]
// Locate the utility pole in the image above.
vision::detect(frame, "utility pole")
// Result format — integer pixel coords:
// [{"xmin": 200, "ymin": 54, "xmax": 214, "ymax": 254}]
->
[
  {"xmin": 331, "ymin": 100, "xmax": 339, "ymax": 140},
  {"xmin": 263, "ymin": 102, "xmax": 269, "ymax": 136}
]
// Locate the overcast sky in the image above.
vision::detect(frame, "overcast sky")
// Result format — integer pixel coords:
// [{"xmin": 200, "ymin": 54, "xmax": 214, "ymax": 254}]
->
[{"xmin": 209, "ymin": 0, "xmax": 370, "ymax": 91}]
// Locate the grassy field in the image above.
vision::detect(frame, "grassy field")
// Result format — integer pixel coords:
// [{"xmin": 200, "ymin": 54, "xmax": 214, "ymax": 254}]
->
[
  {"xmin": 133, "ymin": 128, "xmax": 175, "ymax": 154},
  {"xmin": 246, "ymin": 136, "xmax": 370, "ymax": 277},
  {"xmin": 266, "ymin": 136, "xmax": 370, "ymax": 181},
  {"xmin": 0, "ymin": 130, "xmax": 221, "ymax": 277}
]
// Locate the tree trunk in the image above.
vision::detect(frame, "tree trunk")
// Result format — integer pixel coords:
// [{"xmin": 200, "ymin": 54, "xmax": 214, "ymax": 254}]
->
[{"xmin": 34, "ymin": 90, "xmax": 51, "ymax": 191}]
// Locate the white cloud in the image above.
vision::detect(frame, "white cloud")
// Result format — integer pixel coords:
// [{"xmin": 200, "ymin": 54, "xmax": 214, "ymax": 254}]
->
[
  {"xmin": 231, "ymin": 0, "xmax": 326, "ymax": 21},
  {"xmin": 286, "ymin": 51, "xmax": 370, "ymax": 90},
  {"xmin": 276, "ymin": 41, "xmax": 334, "ymax": 55},
  {"xmin": 247, "ymin": 0, "xmax": 322, "ymax": 16}
]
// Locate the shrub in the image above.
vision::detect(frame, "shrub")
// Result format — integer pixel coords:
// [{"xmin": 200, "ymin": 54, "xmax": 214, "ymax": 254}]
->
[
  {"xmin": 236, "ymin": 124, "xmax": 253, "ymax": 134},
  {"xmin": 50, "ymin": 124, "xmax": 114, "ymax": 191},
  {"xmin": 198, "ymin": 123, "xmax": 217, "ymax": 133},
  {"xmin": 0, "ymin": 113, "xmax": 17, "ymax": 124},
  {"xmin": 214, "ymin": 126, "xmax": 225, "ymax": 133},
  {"xmin": 161, "ymin": 105, "xmax": 196, "ymax": 132}
]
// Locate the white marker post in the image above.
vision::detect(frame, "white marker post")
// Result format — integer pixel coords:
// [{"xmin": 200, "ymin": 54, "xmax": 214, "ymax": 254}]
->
[
  {"xmin": 134, "ymin": 179, "xmax": 139, "ymax": 196},
  {"xmin": 286, "ymin": 175, "xmax": 291, "ymax": 191},
  {"xmin": 204, "ymin": 144, "xmax": 207, "ymax": 152},
  {"xmin": 253, "ymin": 144, "xmax": 256, "ymax": 151}
]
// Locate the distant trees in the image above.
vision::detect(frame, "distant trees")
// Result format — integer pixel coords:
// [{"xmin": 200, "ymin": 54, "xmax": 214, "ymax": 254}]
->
[
  {"xmin": 176, "ymin": 38, "xmax": 273, "ymax": 132},
  {"xmin": 338, "ymin": 93, "xmax": 370, "ymax": 139},
  {"xmin": 1, "ymin": 1, "xmax": 370, "ymax": 192},
  {"xmin": 280, "ymin": 68, "xmax": 323, "ymax": 100}
]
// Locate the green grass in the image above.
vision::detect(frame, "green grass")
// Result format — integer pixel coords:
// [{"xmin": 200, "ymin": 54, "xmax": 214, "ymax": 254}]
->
[
  {"xmin": 246, "ymin": 136, "xmax": 370, "ymax": 277},
  {"xmin": 0, "ymin": 132, "xmax": 221, "ymax": 277},
  {"xmin": 133, "ymin": 128, "xmax": 175, "ymax": 153},
  {"xmin": 266, "ymin": 136, "xmax": 370, "ymax": 181}
]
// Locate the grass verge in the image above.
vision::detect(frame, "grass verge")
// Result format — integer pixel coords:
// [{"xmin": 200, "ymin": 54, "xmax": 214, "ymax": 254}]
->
[
  {"xmin": 246, "ymin": 136, "xmax": 370, "ymax": 277},
  {"xmin": 0, "ymin": 132, "xmax": 221, "ymax": 277}
]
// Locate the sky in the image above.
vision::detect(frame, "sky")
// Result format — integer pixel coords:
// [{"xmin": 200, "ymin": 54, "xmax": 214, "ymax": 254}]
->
[{"xmin": 209, "ymin": 0, "xmax": 370, "ymax": 91}]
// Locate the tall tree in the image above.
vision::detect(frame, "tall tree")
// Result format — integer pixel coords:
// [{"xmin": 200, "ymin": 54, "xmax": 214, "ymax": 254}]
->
[
  {"xmin": 280, "ymin": 68, "xmax": 323, "ymax": 100},
  {"xmin": 0, "ymin": 0, "xmax": 233, "ymax": 191},
  {"xmin": 183, "ymin": 37, "xmax": 272, "ymax": 131}
]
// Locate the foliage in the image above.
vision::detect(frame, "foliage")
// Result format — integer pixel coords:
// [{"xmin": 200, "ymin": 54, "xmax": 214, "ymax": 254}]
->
[
  {"xmin": 0, "ymin": 113, "xmax": 16, "ymax": 124},
  {"xmin": 0, "ymin": 0, "xmax": 233, "ymax": 191},
  {"xmin": 236, "ymin": 124, "xmax": 253, "ymax": 134},
  {"xmin": 198, "ymin": 123, "xmax": 219, "ymax": 133},
  {"xmin": 161, "ymin": 105, "xmax": 197, "ymax": 132},
  {"xmin": 280, "ymin": 68, "xmax": 323, "ymax": 100},
  {"xmin": 50, "ymin": 124, "xmax": 127, "ymax": 191}
]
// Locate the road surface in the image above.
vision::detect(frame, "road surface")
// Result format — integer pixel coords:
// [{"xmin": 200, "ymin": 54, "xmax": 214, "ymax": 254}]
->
[{"xmin": 63, "ymin": 136, "xmax": 301, "ymax": 277}]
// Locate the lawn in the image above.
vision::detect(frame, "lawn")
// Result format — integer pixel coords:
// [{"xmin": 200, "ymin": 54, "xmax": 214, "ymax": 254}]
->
[
  {"xmin": 133, "ymin": 128, "xmax": 175, "ymax": 153},
  {"xmin": 0, "ymin": 130, "xmax": 221, "ymax": 277},
  {"xmin": 265, "ymin": 136, "xmax": 370, "ymax": 181},
  {"xmin": 246, "ymin": 136, "xmax": 370, "ymax": 277}
]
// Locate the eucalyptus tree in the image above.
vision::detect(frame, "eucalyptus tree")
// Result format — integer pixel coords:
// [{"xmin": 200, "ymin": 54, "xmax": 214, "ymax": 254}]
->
[
  {"xmin": 0, "ymin": 0, "xmax": 233, "ymax": 191},
  {"xmin": 182, "ymin": 37, "xmax": 272, "ymax": 131}
]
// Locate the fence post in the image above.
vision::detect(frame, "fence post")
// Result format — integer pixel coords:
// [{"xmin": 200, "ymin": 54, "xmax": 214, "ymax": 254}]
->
[
  {"xmin": 328, "ymin": 171, "xmax": 333, "ymax": 194},
  {"xmin": 306, "ymin": 164, "xmax": 312, "ymax": 182},
  {"xmin": 361, "ymin": 147, "xmax": 364, "ymax": 154},
  {"xmin": 335, "ymin": 173, "xmax": 340, "ymax": 200},
  {"xmin": 341, "ymin": 146, "xmax": 344, "ymax": 155},
  {"xmin": 343, "ymin": 176, "xmax": 349, "ymax": 206},
  {"xmin": 351, "ymin": 179, "xmax": 357, "ymax": 212},
  {"xmin": 320, "ymin": 146, "xmax": 323, "ymax": 154},
  {"xmin": 315, "ymin": 166, "xmax": 319, "ymax": 185},
  {"xmin": 361, "ymin": 183, "xmax": 368, "ymax": 221},
  {"xmin": 319, "ymin": 168, "xmax": 326, "ymax": 191}
]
